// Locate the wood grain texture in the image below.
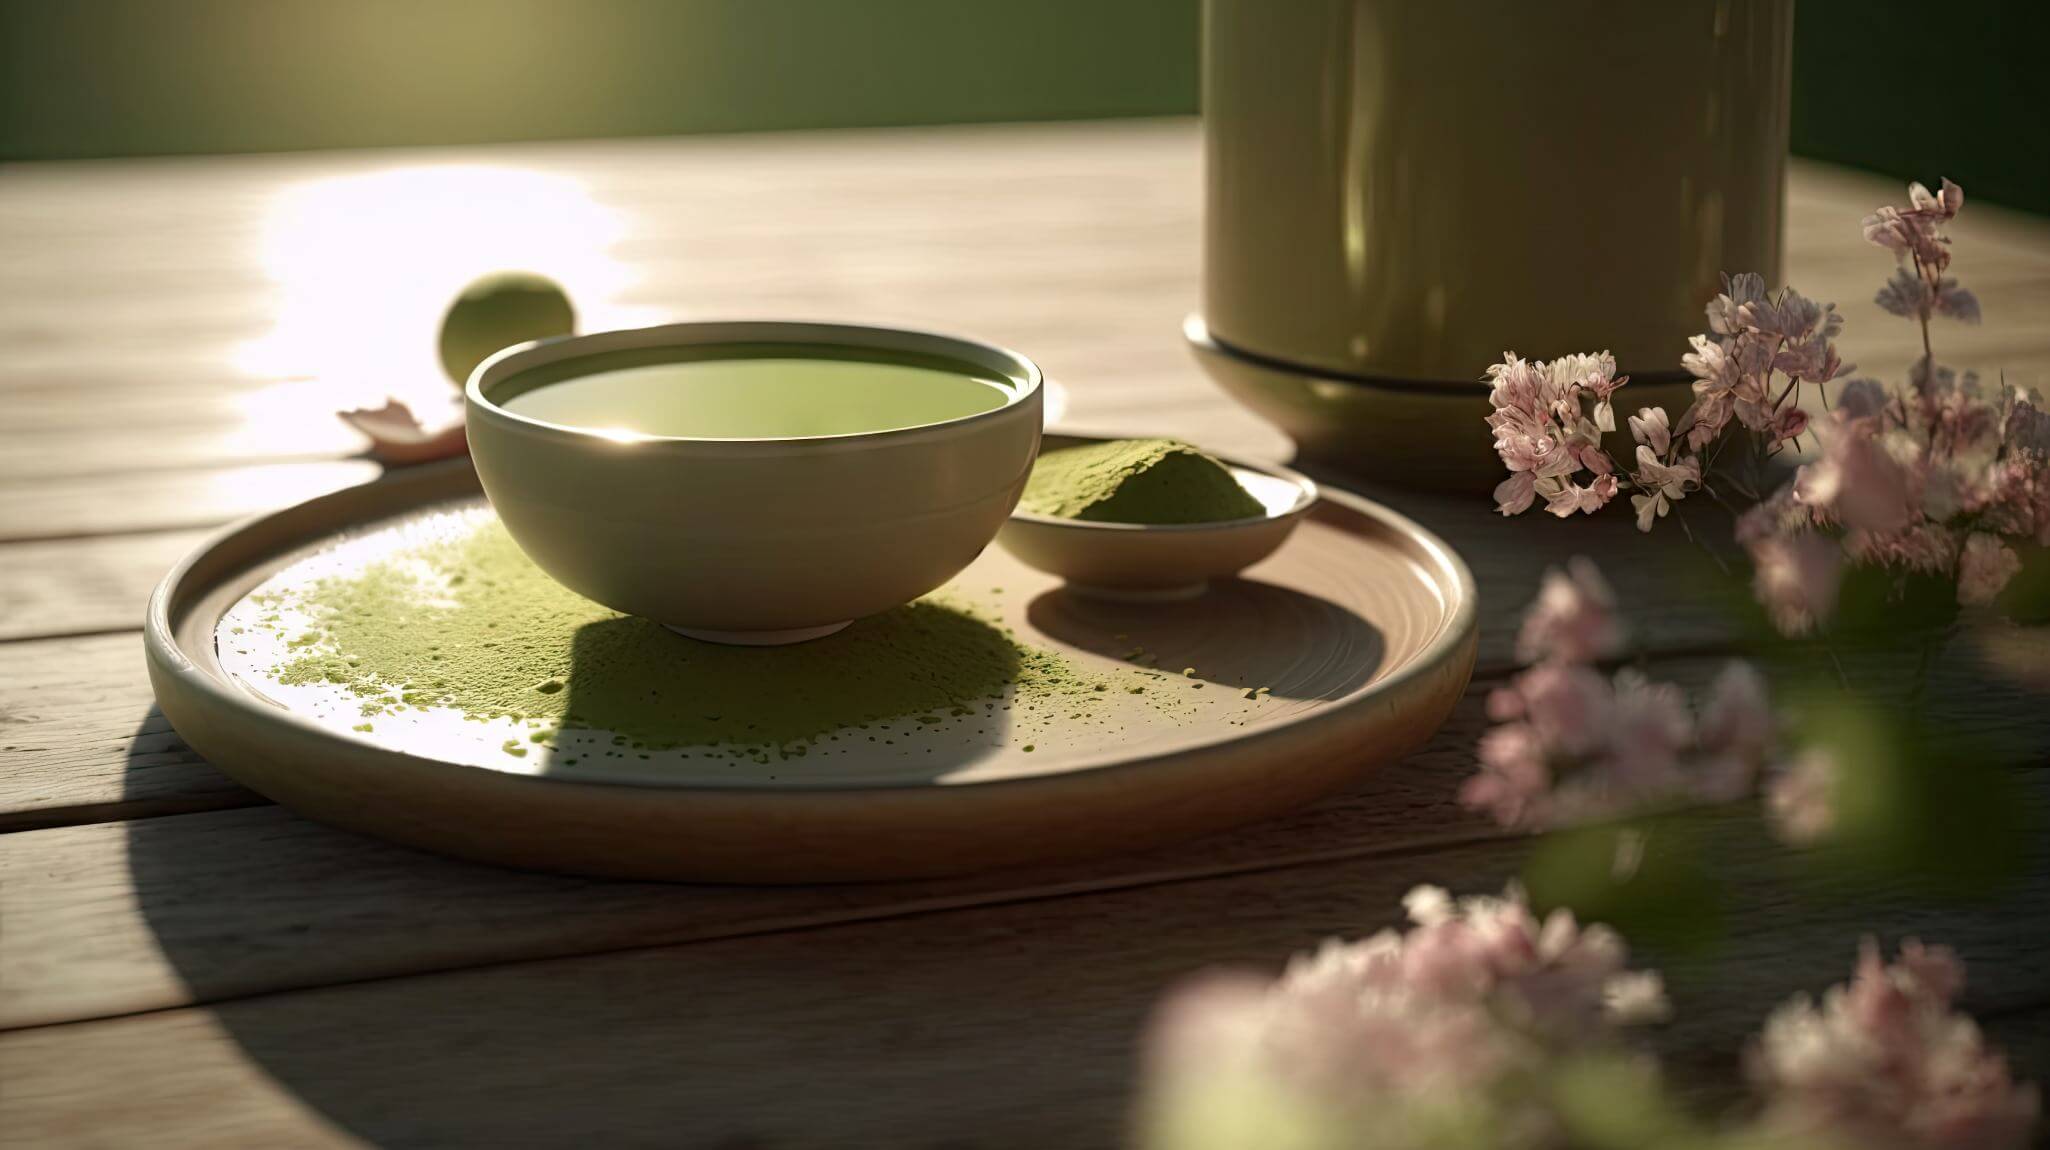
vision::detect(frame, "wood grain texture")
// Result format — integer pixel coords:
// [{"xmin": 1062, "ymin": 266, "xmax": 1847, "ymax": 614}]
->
[
  {"xmin": 3, "ymin": 802, "xmax": 2046, "ymax": 1150},
  {"xmin": 0, "ymin": 634, "xmax": 262, "ymax": 832},
  {"xmin": 7, "ymin": 648, "xmax": 2045, "ymax": 1032},
  {"xmin": 0, "ymin": 532, "xmax": 202, "ymax": 642}
]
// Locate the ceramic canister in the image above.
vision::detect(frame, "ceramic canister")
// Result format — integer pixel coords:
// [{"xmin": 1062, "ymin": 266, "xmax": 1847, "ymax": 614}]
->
[{"xmin": 1196, "ymin": 0, "xmax": 1793, "ymax": 488}]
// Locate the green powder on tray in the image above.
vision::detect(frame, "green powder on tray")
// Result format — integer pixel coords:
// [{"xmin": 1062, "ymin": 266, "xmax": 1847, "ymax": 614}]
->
[
  {"xmin": 264, "ymin": 519, "xmax": 1156, "ymax": 754},
  {"xmin": 1018, "ymin": 438, "xmax": 1265, "ymax": 524}
]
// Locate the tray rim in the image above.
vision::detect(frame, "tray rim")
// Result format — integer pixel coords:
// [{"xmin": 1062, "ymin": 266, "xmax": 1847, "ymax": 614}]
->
[{"xmin": 146, "ymin": 454, "xmax": 1477, "ymax": 797}]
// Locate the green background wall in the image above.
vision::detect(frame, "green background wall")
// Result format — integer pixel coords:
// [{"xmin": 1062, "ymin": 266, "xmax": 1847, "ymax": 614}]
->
[{"xmin": 2, "ymin": 0, "xmax": 2042, "ymax": 214}]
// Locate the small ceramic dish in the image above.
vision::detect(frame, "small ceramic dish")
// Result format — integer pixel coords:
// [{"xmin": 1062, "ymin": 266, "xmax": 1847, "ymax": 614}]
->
[
  {"xmin": 466, "ymin": 320, "xmax": 1043, "ymax": 644},
  {"xmin": 995, "ymin": 433, "xmax": 1318, "ymax": 599}
]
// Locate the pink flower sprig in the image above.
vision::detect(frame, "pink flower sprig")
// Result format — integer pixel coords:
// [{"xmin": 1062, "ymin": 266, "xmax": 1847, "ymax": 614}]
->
[
  {"xmin": 1484, "ymin": 180, "xmax": 2050, "ymax": 635},
  {"xmin": 1749, "ymin": 938, "xmax": 2040, "ymax": 1150},
  {"xmin": 1464, "ymin": 560, "xmax": 1793, "ymax": 832},
  {"xmin": 1485, "ymin": 352, "xmax": 1628, "ymax": 519}
]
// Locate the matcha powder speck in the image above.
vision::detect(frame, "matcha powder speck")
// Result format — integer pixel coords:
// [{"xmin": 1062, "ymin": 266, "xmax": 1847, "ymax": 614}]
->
[{"xmin": 263, "ymin": 517, "xmax": 1154, "ymax": 758}]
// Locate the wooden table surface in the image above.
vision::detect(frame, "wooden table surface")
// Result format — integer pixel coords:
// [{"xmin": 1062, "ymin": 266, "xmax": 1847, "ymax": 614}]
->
[{"xmin": 3, "ymin": 119, "xmax": 2048, "ymax": 1148}]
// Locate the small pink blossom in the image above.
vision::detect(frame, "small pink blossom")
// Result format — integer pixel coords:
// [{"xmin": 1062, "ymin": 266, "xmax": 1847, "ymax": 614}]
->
[
  {"xmin": 1749, "ymin": 938, "xmax": 2040, "ymax": 1150},
  {"xmin": 1628, "ymin": 406, "xmax": 1671, "ymax": 455},
  {"xmin": 1629, "ymin": 446, "xmax": 1699, "ymax": 533},
  {"xmin": 1543, "ymin": 474, "xmax": 1618, "ymax": 518},
  {"xmin": 1957, "ymin": 532, "xmax": 2021, "ymax": 605},
  {"xmin": 1683, "ymin": 388, "xmax": 1734, "ymax": 451},
  {"xmin": 1770, "ymin": 405, "xmax": 1810, "ymax": 445},
  {"xmin": 1493, "ymin": 470, "xmax": 1537, "ymax": 516}
]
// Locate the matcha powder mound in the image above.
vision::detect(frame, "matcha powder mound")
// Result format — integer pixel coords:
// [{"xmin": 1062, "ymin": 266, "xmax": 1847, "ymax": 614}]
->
[
  {"xmin": 265, "ymin": 518, "xmax": 1144, "ymax": 756},
  {"xmin": 1018, "ymin": 438, "xmax": 1264, "ymax": 525}
]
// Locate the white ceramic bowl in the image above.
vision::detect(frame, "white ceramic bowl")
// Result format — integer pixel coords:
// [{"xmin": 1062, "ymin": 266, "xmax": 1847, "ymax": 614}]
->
[{"xmin": 466, "ymin": 321, "xmax": 1043, "ymax": 644}]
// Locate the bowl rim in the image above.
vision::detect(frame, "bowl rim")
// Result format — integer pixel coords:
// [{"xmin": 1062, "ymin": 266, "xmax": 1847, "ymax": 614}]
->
[
  {"xmin": 1006, "ymin": 432, "xmax": 1319, "ymax": 534},
  {"xmin": 465, "ymin": 319, "xmax": 1043, "ymax": 451}
]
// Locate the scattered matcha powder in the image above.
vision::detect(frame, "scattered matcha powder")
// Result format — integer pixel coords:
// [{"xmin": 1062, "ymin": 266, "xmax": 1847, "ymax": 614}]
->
[
  {"xmin": 1017, "ymin": 438, "xmax": 1265, "ymax": 524},
  {"xmin": 268, "ymin": 519, "xmax": 1194, "ymax": 757}
]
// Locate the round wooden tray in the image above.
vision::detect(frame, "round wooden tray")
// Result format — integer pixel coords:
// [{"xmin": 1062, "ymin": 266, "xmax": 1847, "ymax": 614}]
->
[{"xmin": 146, "ymin": 458, "xmax": 1476, "ymax": 882}]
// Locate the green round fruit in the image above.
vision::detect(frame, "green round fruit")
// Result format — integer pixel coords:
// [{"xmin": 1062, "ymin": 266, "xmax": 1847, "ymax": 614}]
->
[{"xmin": 437, "ymin": 272, "xmax": 576, "ymax": 386}]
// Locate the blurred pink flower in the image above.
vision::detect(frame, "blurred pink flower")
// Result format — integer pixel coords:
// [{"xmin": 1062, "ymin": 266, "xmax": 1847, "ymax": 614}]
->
[
  {"xmin": 1957, "ymin": 532, "xmax": 2021, "ymax": 605},
  {"xmin": 1695, "ymin": 662, "xmax": 1780, "ymax": 802},
  {"xmin": 1472, "ymin": 561, "xmax": 1789, "ymax": 831},
  {"xmin": 1835, "ymin": 377, "xmax": 1894, "ymax": 422},
  {"xmin": 1519, "ymin": 662, "xmax": 1613, "ymax": 757},
  {"xmin": 1741, "ymin": 286, "xmax": 1842, "ymax": 346},
  {"xmin": 1794, "ymin": 416, "xmax": 1914, "ymax": 534},
  {"xmin": 1845, "ymin": 522, "xmax": 1961, "ymax": 576},
  {"xmin": 1517, "ymin": 558, "xmax": 1625, "ymax": 664},
  {"xmin": 1603, "ymin": 670, "xmax": 1693, "ymax": 782},
  {"xmin": 1750, "ymin": 938, "xmax": 2039, "ymax": 1150},
  {"xmin": 1862, "ymin": 178, "xmax": 1963, "ymax": 274},
  {"xmin": 1707, "ymin": 272, "xmax": 1768, "ymax": 334},
  {"xmin": 1745, "ymin": 530, "xmax": 1844, "ymax": 636},
  {"xmin": 1765, "ymin": 747, "xmax": 1839, "ymax": 845},
  {"xmin": 1140, "ymin": 883, "xmax": 1667, "ymax": 1145},
  {"xmin": 1876, "ymin": 266, "xmax": 1932, "ymax": 319}
]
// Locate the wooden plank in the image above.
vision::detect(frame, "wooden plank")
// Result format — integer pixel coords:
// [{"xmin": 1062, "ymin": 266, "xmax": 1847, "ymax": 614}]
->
[
  {"xmin": 0, "ymin": 460, "xmax": 378, "ymax": 543},
  {"xmin": 2, "ymin": 804, "xmax": 2046, "ymax": 1150},
  {"xmin": 0, "ymin": 531, "xmax": 203, "ymax": 642},
  {"xmin": 0, "ymin": 634, "xmax": 263, "ymax": 832},
  {"xmin": 6, "ymin": 649, "xmax": 2045, "ymax": 1031}
]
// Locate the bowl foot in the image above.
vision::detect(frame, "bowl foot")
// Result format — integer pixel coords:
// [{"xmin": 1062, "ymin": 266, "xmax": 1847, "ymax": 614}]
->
[
  {"xmin": 1065, "ymin": 581, "xmax": 1209, "ymax": 603},
  {"xmin": 664, "ymin": 620, "xmax": 852, "ymax": 646}
]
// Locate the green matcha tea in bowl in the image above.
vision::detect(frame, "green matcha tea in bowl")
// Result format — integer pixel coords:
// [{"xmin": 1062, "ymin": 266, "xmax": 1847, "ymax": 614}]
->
[
  {"xmin": 465, "ymin": 320, "xmax": 1043, "ymax": 644},
  {"xmin": 997, "ymin": 434, "xmax": 1317, "ymax": 598}
]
